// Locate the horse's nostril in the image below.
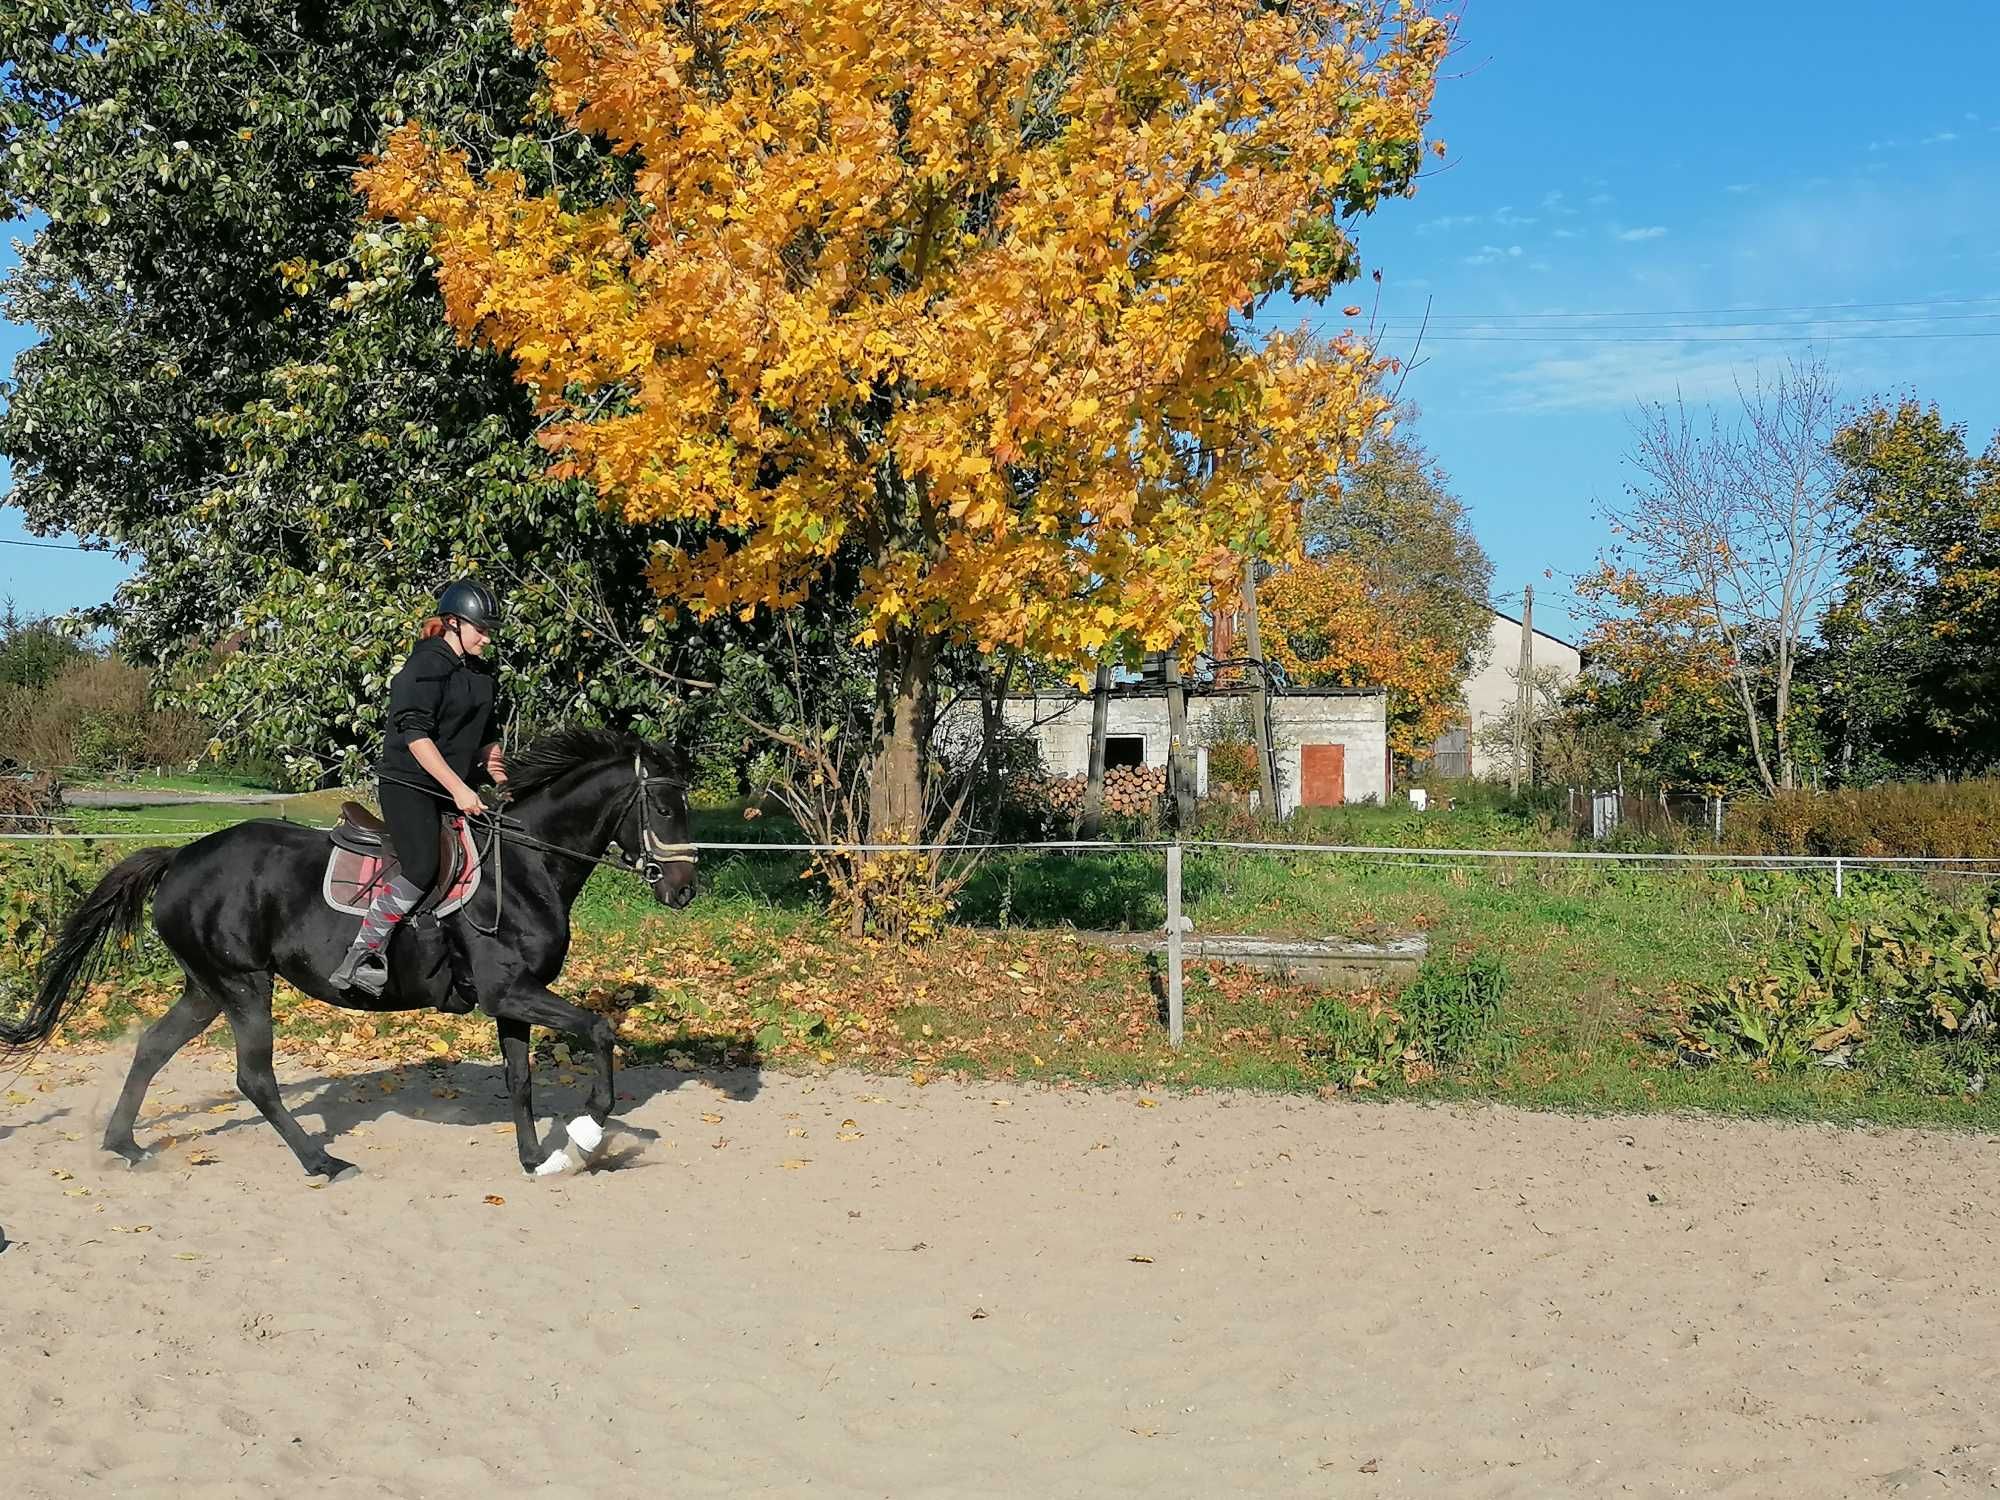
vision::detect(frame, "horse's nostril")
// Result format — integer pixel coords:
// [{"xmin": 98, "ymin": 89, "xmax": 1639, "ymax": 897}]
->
[{"xmin": 674, "ymin": 883, "xmax": 696, "ymax": 909}]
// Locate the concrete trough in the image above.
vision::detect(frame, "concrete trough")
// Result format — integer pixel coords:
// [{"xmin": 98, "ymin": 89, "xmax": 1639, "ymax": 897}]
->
[{"xmin": 1082, "ymin": 930, "xmax": 1427, "ymax": 991}]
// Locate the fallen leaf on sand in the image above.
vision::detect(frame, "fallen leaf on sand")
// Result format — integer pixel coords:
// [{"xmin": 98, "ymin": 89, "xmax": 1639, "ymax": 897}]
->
[
  {"xmin": 49, "ymin": 1169, "xmax": 73, "ymax": 1182},
  {"xmin": 111, "ymin": 1224, "xmax": 152, "ymax": 1234},
  {"xmin": 483, "ymin": 1195, "xmax": 506, "ymax": 1206},
  {"xmin": 1359, "ymin": 1458, "xmax": 1380, "ymax": 1474},
  {"xmin": 837, "ymin": 1130, "xmax": 863, "ymax": 1142},
  {"xmin": 910, "ymin": 1069, "xmax": 930, "ymax": 1087},
  {"xmin": 780, "ymin": 1159, "xmax": 809, "ymax": 1170},
  {"xmin": 1128, "ymin": 1254, "xmax": 1154, "ymax": 1264},
  {"xmin": 1137, "ymin": 1097, "xmax": 1159, "ymax": 1109},
  {"xmin": 711, "ymin": 1137, "xmax": 729, "ymax": 1150},
  {"xmin": 186, "ymin": 1149, "xmax": 220, "ymax": 1166},
  {"xmin": 175, "ymin": 1252, "xmax": 200, "ymax": 1262},
  {"xmin": 701, "ymin": 1112, "xmax": 723, "ymax": 1124},
  {"xmin": 207, "ymin": 1103, "xmax": 236, "ymax": 1115},
  {"xmin": 970, "ymin": 1307, "xmax": 989, "ymax": 1320},
  {"xmin": 63, "ymin": 1187, "xmax": 91, "ymax": 1198}
]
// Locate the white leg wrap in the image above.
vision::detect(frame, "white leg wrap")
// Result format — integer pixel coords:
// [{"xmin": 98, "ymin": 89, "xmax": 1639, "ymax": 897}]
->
[
  {"xmin": 533, "ymin": 1146, "xmax": 573, "ymax": 1177},
  {"xmin": 566, "ymin": 1115, "xmax": 605, "ymax": 1157}
]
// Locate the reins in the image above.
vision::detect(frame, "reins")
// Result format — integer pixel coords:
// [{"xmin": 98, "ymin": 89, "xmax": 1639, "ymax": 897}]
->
[{"xmin": 372, "ymin": 755, "xmax": 697, "ymax": 937}]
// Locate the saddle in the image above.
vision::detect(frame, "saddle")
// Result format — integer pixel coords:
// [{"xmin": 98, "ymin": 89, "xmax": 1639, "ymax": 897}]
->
[{"xmin": 322, "ymin": 801, "xmax": 481, "ymax": 918}]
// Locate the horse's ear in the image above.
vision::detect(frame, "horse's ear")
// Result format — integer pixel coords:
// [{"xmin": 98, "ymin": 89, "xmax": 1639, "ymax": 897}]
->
[{"xmin": 652, "ymin": 738, "xmax": 691, "ymax": 785}]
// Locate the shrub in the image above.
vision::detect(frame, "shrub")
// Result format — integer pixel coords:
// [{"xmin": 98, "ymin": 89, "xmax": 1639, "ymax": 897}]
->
[
  {"xmin": 1304, "ymin": 952, "xmax": 1508, "ymax": 1086},
  {"xmin": 1726, "ymin": 782, "xmax": 2000, "ymax": 859},
  {"xmin": 1398, "ymin": 951, "xmax": 1509, "ymax": 1065},
  {"xmin": 0, "ymin": 657, "xmax": 210, "ymax": 775},
  {"xmin": 1674, "ymin": 891, "xmax": 2000, "ymax": 1078}
]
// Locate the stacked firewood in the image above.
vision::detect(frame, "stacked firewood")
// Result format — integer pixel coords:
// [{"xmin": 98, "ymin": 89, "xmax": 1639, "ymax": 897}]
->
[{"xmin": 1025, "ymin": 767, "xmax": 1168, "ymax": 821}]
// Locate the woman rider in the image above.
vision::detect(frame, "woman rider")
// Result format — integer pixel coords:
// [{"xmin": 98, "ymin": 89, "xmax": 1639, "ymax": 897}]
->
[{"xmin": 330, "ymin": 580, "xmax": 509, "ymax": 996}]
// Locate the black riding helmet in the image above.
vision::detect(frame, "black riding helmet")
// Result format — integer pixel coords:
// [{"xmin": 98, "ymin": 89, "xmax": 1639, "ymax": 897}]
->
[{"xmin": 435, "ymin": 579, "xmax": 501, "ymax": 633}]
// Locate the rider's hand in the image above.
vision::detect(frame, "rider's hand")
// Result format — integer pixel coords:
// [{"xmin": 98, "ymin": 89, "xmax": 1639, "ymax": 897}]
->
[{"xmin": 451, "ymin": 783, "xmax": 487, "ymax": 818}]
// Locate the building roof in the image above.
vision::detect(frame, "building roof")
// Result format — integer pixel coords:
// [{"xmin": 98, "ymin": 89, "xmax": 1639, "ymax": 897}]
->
[{"xmin": 1487, "ymin": 604, "xmax": 1580, "ymax": 654}]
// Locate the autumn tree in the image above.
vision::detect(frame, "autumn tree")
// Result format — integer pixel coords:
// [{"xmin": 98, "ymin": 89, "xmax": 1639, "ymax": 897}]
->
[
  {"xmin": 1259, "ymin": 553, "xmax": 1461, "ymax": 757},
  {"xmin": 1590, "ymin": 356, "xmax": 1847, "ymax": 796},
  {"xmin": 1300, "ymin": 395, "xmax": 1493, "ymax": 682},
  {"xmin": 363, "ymin": 0, "xmax": 1451, "ymax": 842}
]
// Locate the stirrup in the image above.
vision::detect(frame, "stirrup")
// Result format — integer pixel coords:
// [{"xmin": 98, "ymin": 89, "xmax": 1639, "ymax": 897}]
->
[{"xmin": 331, "ymin": 945, "xmax": 387, "ymax": 996}]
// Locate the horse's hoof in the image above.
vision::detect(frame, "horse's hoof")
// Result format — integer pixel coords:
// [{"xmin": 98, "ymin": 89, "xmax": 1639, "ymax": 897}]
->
[
  {"xmin": 566, "ymin": 1115, "xmax": 605, "ymax": 1158},
  {"xmin": 308, "ymin": 1157, "xmax": 360, "ymax": 1184},
  {"xmin": 105, "ymin": 1142, "xmax": 156, "ymax": 1171}
]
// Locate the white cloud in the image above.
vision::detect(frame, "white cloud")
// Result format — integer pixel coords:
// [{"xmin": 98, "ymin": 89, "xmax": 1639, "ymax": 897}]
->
[
  {"xmin": 1541, "ymin": 189, "xmax": 1578, "ymax": 215},
  {"xmin": 1616, "ymin": 226, "xmax": 1669, "ymax": 242},
  {"xmin": 1494, "ymin": 205, "xmax": 1539, "ymax": 227},
  {"xmin": 1498, "ymin": 345, "xmax": 1802, "ymax": 414},
  {"xmin": 1553, "ymin": 227, "xmax": 1580, "ymax": 239},
  {"xmin": 1724, "ymin": 182, "xmax": 1755, "ymax": 194},
  {"xmin": 1921, "ymin": 130, "xmax": 1961, "ymax": 145},
  {"xmin": 1419, "ymin": 214, "xmax": 1481, "ymax": 234},
  {"xmin": 1587, "ymin": 192, "xmax": 1614, "ymax": 207},
  {"xmin": 1463, "ymin": 244, "xmax": 1525, "ymax": 266}
]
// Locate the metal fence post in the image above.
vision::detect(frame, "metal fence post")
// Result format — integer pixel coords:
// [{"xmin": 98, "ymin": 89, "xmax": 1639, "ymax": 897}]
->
[
  {"xmin": 1166, "ymin": 842, "xmax": 1184, "ymax": 1048},
  {"xmin": 1834, "ymin": 857, "xmax": 1844, "ymax": 900}
]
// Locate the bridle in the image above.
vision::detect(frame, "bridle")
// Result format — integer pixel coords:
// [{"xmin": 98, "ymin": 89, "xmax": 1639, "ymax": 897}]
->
[{"xmin": 617, "ymin": 751, "xmax": 699, "ymax": 885}]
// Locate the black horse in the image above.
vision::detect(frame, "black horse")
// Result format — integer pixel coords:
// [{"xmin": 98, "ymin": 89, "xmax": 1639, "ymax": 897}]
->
[{"xmin": 1, "ymin": 728, "xmax": 696, "ymax": 1181}]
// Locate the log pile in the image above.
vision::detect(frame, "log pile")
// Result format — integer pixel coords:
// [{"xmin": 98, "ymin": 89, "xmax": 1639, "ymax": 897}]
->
[{"xmin": 1028, "ymin": 766, "xmax": 1168, "ymax": 821}]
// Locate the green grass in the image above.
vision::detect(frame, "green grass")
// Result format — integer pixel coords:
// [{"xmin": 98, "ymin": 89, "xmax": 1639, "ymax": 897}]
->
[
  {"xmin": 69, "ymin": 768, "xmax": 282, "ymax": 795},
  {"xmin": 14, "ymin": 791, "xmax": 1999, "ymax": 1131}
]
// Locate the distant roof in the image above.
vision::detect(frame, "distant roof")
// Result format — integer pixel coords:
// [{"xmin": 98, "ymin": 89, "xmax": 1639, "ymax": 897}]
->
[{"xmin": 1488, "ymin": 605, "xmax": 1579, "ymax": 654}]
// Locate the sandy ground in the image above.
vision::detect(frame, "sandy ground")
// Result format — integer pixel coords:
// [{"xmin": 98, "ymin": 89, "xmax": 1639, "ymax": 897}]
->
[{"xmin": 3, "ymin": 1051, "xmax": 1999, "ymax": 1499}]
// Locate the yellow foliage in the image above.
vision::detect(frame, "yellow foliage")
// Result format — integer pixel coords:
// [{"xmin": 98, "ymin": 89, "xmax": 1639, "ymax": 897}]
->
[
  {"xmin": 1260, "ymin": 554, "xmax": 1462, "ymax": 756},
  {"xmin": 362, "ymin": 0, "xmax": 1448, "ymax": 665}
]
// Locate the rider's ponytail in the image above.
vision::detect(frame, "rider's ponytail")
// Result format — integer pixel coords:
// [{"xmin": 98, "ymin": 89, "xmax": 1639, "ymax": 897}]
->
[{"xmin": 417, "ymin": 616, "xmax": 447, "ymax": 641}]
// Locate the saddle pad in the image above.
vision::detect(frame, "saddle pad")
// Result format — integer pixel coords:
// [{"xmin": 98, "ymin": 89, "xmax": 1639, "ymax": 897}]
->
[{"xmin": 322, "ymin": 820, "xmax": 481, "ymax": 918}]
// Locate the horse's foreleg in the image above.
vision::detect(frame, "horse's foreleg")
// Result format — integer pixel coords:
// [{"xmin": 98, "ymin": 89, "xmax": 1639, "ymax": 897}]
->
[
  {"xmin": 496, "ymin": 1016, "xmax": 541, "ymax": 1174},
  {"xmin": 483, "ymin": 986, "xmax": 614, "ymax": 1176},
  {"xmin": 103, "ymin": 978, "xmax": 224, "ymax": 1166},
  {"xmin": 220, "ymin": 973, "xmax": 356, "ymax": 1181}
]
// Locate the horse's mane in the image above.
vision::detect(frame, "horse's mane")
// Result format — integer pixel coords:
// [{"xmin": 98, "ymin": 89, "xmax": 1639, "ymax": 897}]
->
[{"xmin": 506, "ymin": 726, "xmax": 657, "ymax": 797}]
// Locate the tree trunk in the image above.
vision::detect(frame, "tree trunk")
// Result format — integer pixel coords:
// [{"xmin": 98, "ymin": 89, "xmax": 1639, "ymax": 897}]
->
[
  {"xmin": 1164, "ymin": 651, "xmax": 1196, "ymax": 830},
  {"xmin": 867, "ymin": 632, "xmax": 935, "ymax": 842},
  {"xmin": 1082, "ymin": 658, "xmax": 1111, "ymax": 838},
  {"xmin": 1240, "ymin": 564, "xmax": 1279, "ymax": 816}
]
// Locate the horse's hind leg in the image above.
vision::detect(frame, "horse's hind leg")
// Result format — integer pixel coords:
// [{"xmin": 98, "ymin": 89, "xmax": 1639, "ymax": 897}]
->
[
  {"xmin": 218, "ymin": 971, "xmax": 356, "ymax": 1181},
  {"xmin": 103, "ymin": 976, "xmax": 224, "ymax": 1166}
]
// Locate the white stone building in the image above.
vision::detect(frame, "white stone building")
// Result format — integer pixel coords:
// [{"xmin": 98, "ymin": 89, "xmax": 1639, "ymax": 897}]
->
[
  {"xmin": 1432, "ymin": 607, "xmax": 1583, "ymax": 779},
  {"xmin": 970, "ymin": 685, "xmax": 1389, "ymax": 814}
]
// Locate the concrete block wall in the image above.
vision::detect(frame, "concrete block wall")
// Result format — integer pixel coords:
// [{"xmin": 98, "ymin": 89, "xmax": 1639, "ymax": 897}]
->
[{"xmin": 962, "ymin": 688, "xmax": 1388, "ymax": 813}]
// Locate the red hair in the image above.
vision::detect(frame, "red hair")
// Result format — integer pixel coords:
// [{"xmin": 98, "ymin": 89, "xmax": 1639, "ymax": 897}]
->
[{"xmin": 418, "ymin": 617, "xmax": 447, "ymax": 640}]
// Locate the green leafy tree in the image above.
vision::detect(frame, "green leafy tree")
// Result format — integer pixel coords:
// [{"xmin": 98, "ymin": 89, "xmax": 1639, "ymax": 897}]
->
[
  {"xmin": 0, "ymin": 0, "xmax": 807, "ymax": 784},
  {"xmin": 1825, "ymin": 400, "xmax": 2000, "ymax": 780}
]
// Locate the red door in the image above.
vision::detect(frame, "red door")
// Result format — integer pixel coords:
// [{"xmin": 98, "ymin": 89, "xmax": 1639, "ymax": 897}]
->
[{"xmin": 1300, "ymin": 744, "xmax": 1345, "ymax": 807}]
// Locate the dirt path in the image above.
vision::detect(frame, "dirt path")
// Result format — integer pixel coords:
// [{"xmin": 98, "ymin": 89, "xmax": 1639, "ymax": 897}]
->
[
  {"xmin": 59, "ymin": 788, "xmax": 299, "ymax": 808},
  {"xmin": 4, "ymin": 1052, "xmax": 1997, "ymax": 1498}
]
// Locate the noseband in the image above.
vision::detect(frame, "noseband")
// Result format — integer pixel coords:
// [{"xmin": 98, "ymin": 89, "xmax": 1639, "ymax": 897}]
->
[{"xmin": 621, "ymin": 752, "xmax": 698, "ymax": 884}]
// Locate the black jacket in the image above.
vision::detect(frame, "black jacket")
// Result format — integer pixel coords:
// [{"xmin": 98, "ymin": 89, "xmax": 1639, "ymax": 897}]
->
[{"xmin": 378, "ymin": 637, "xmax": 506, "ymax": 788}]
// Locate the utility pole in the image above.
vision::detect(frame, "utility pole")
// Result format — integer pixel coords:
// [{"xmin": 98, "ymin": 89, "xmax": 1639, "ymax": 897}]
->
[
  {"xmin": 1163, "ymin": 651, "xmax": 1196, "ymax": 830},
  {"xmin": 1240, "ymin": 562, "xmax": 1280, "ymax": 817},
  {"xmin": 1511, "ymin": 584, "xmax": 1534, "ymax": 795},
  {"xmin": 1082, "ymin": 658, "xmax": 1111, "ymax": 837}
]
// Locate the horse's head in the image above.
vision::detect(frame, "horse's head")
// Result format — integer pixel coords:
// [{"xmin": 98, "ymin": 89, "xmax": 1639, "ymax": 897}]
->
[{"xmin": 618, "ymin": 740, "xmax": 698, "ymax": 909}]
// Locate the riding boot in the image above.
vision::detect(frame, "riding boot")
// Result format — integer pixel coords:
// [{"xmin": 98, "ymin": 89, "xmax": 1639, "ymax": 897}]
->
[{"xmin": 330, "ymin": 874, "xmax": 424, "ymax": 996}]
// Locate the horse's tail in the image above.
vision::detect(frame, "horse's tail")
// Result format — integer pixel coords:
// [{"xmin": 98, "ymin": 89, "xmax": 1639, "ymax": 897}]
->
[{"xmin": 2, "ymin": 845, "xmax": 178, "ymax": 1051}]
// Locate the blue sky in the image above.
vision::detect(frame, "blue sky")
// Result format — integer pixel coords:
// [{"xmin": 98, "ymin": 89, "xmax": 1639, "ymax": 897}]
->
[{"xmin": 5, "ymin": 0, "xmax": 2000, "ymax": 640}]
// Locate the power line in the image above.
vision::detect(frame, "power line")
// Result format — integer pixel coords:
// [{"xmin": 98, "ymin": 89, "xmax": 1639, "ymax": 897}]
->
[
  {"xmin": 0, "ymin": 535, "xmax": 104, "ymax": 552},
  {"xmin": 1348, "ymin": 294, "xmax": 2000, "ymax": 323}
]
